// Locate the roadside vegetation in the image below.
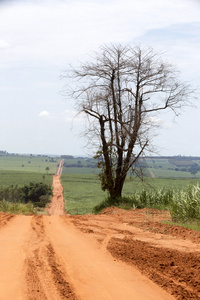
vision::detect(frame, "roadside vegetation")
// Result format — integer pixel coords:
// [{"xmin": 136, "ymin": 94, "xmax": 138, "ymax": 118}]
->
[
  {"xmin": 61, "ymin": 174, "xmax": 200, "ymax": 231},
  {"xmin": 1, "ymin": 153, "xmax": 200, "ymax": 229},
  {"xmin": 93, "ymin": 184, "xmax": 200, "ymax": 231},
  {"xmin": 0, "ymin": 154, "xmax": 56, "ymax": 215},
  {"xmin": 0, "ymin": 182, "xmax": 52, "ymax": 215},
  {"xmin": 93, "ymin": 184, "xmax": 200, "ymax": 219},
  {"xmin": 0, "ymin": 200, "xmax": 36, "ymax": 215}
]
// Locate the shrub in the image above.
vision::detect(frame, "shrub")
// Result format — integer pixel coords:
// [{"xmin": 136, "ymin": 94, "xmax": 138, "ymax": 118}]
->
[
  {"xmin": 0, "ymin": 182, "xmax": 52, "ymax": 209},
  {"xmin": 0, "ymin": 185, "xmax": 22, "ymax": 202},
  {"xmin": 20, "ymin": 182, "xmax": 52, "ymax": 204}
]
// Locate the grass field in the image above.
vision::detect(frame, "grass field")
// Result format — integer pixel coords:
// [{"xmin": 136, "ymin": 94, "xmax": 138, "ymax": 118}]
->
[
  {"xmin": 61, "ymin": 174, "xmax": 200, "ymax": 214},
  {"xmin": 62, "ymin": 167, "xmax": 99, "ymax": 175},
  {"xmin": 61, "ymin": 174, "xmax": 105, "ymax": 214},
  {"xmin": 146, "ymin": 157, "xmax": 200, "ymax": 178},
  {"xmin": 0, "ymin": 154, "xmax": 58, "ymax": 188},
  {"xmin": 0, "ymin": 154, "xmax": 59, "ymax": 174},
  {"xmin": 0, "ymin": 170, "xmax": 53, "ymax": 187},
  {"xmin": 1, "ymin": 154, "xmax": 200, "ymax": 224},
  {"xmin": 149, "ymin": 168, "xmax": 200, "ymax": 178}
]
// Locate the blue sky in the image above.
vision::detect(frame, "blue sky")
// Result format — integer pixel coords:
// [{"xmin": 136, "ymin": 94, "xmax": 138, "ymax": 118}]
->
[{"xmin": 0, "ymin": 0, "xmax": 199, "ymax": 156}]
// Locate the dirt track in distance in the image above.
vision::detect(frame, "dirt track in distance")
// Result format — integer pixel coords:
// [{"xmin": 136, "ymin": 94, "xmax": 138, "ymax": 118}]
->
[{"xmin": 0, "ymin": 160, "xmax": 200, "ymax": 299}]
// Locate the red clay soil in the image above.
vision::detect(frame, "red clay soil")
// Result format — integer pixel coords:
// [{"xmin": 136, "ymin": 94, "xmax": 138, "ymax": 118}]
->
[
  {"xmin": 0, "ymin": 162, "xmax": 200, "ymax": 299},
  {"xmin": 0, "ymin": 212, "xmax": 15, "ymax": 228},
  {"xmin": 46, "ymin": 175, "xmax": 65, "ymax": 216}
]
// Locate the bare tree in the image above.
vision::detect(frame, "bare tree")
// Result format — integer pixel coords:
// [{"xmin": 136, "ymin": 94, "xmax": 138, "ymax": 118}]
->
[{"xmin": 64, "ymin": 44, "xmax": 194, "ymax": 199}]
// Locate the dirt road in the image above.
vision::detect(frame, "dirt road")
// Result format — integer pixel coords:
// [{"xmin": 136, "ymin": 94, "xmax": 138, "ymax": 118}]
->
[{"xmin": 0, "ymin": 165, "xmax": 200, "ymax": 299}]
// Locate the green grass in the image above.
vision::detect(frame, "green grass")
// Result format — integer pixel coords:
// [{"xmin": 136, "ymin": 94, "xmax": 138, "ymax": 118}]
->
[
  {"xmin": 0, "ymin": 200, "xmax": 36, "ymax": 215},
  {"xmin": 61, "ymin": 174, "xmax": 200, "ymax": 215},
  {"xmin": 62, "ymin": 167, "xmax": 99, "ymax": 174},
  {"xmin": 1, "ymin": 154, "xmax": 200, "ymax": 225},
  {"xmin": 122, "ymin": 177, "xmax": 200, "ymax": 194},
  {"xmin": 149, "ymin": 168, "xmax": 200, "ymax": 178},
  {"xmin": 61, "ymin": 174, "xmax": 105, "ymax": 214},
  {"xmin": 0, "ymin": 154, "xmax": 59, "ymax": 174},
  {"xmin": 146, "ymin": 158, "xmax": 172, "ymax": 169},
  {"xmin": 164, "ymin": 220, "xmax": 200, "ymax": 231},
  {"xmin": 0, "ymin": 155, "xmax": 55, "ymax": 215},
  {"xmin": 0, "ymin": 170, "xmax": 53, "ymax": 187}
]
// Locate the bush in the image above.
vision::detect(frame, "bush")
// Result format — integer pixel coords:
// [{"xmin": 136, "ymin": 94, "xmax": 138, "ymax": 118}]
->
[
  {"xmin": 0, "ymin": 185, "xmax": 22, "ymax": 202},
  {"xmin": 0, "ymin": 182, "xmax": 52, "ymax": 209},
  {"xmin": 21, "ymin": 182, "xmax": 52, "ymax": 204}
]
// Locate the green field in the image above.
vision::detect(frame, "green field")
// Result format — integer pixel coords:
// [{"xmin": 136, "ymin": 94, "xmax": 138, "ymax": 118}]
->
[
  {"xmin": 0, "ymin": 154, "xmax": 60, "ymax": 188},
  {"xmin": 0, "ymin": 170, "xmax": 53, "ymax": 187},
  {"xmin": 0, "ymin": 154, "xmax": 60, "ymax": 214},
  {"xmin": 61, "ymin": 174, "xmax": 200, "ymax": 214},
  {"xmin": 62, "ymin": 156, "xmax": 200, "ymax": 178},
  {"xmin": 61, "ymin": 174, "xmax": 105, "ymax": 214},
  {"xmin": 148, "ymin": 168, "xmax": 200, "ymax": 178},
  {"xmin": 0, "ymin": 154, "xmax": 59, "ymax": 174},
  {"xmin": 146, "ymin": 157, "xmax": 200, "ymax": 178},
  {"xmin": 1, "ymin": 154, "xmax": 200, "ymax": 222}
]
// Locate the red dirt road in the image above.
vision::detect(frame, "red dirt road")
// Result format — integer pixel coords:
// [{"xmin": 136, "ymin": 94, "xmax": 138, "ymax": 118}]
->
[{"xmin": 0, "ymin": 167, "xmax": 200, "ymax": 299}]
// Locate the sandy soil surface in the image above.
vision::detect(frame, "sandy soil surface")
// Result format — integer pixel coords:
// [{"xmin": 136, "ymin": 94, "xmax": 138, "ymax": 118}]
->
[
  {"xmin": 0, "ymin": 162, "xmax": 200, "ymax": 299},
  {"xmin": 46, "ymin": 159, "xmax": 65, "ymax": 216}
]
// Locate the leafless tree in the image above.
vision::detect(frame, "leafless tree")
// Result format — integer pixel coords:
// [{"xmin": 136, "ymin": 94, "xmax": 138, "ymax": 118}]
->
[{"xmin": 64, "ymin": 44, "xmax": 194, "ymax": 199}]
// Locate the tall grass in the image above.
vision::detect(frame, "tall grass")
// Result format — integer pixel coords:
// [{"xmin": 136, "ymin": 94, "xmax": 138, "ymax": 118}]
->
[
  {"xmin": 93, "ymin": 188, "xmax": 173, "ymax": 213},
  {"xmin": 169, "ymin": 185, "xmax": 200, "ymax": 221},
  {"xmin": 0, "ymin": 200, "xmax": 36, "ymax": 215},
  {"xmin": 93, "ymin": 184, "xmax": 200, "ymax": 223}
]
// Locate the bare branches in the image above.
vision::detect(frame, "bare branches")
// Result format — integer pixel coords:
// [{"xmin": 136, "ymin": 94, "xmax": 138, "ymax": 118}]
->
[{"xmin": 63, "ymin": 43, "xmax": 195, "ymax": 198}]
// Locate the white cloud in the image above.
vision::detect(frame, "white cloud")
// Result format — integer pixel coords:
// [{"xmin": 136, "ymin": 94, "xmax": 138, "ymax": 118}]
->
[
  {"xmin": 38, "ymin": 110, "xmax": 50, "ymax": 117},
  {"xmin": 0, "ymin": 0, "xmax": 199, "ymax": 66}
]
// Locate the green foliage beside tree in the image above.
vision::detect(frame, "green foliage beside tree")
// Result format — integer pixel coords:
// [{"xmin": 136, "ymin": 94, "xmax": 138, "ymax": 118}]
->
[{"xmin": 93, "ymin": 184, "xmax": 200, "ymax": 224}]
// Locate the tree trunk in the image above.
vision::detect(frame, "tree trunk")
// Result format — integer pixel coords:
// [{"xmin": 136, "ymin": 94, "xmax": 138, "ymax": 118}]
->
[{"xmin": 109, "ymin": 175, "xmax": 126, "ymax": 199}]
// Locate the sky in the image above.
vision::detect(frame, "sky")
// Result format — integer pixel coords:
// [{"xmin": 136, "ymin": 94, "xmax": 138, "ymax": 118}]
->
[{"xmin": 0, "ymin": 0, "xmax": 200, "ymax": 156}]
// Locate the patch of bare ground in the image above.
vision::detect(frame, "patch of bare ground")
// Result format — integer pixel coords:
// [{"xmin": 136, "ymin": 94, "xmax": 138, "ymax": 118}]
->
[
  {"xmin": 25, "ymin": 215, "xmax": 76, "ymax": 300},
  {"xmin": 107, "ymin": 237, "xmax": 200, "ymax": 299},
  {"xmin": 0, "ymin": 212, "xmax": 15, "ymax": 228},
  {"xmin": 68, "ymin": 207, "xmax": 200, "ymax": 299},
  {"xmin": 46, "ymin": 175, "xmax": 65, "ymax": 216}
]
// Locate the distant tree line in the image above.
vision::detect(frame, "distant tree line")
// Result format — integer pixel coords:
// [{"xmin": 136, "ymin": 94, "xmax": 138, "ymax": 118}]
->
[
  {"xmin": 61, "ymin": 155, "xmax": 74, "ymax": 159},
  {"xmin": 63, "ymin": 161, "xmax": 96, "ymax": 168}
]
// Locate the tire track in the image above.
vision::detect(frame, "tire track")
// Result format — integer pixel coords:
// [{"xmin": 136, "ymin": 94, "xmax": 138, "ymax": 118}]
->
[
  {"xmin": 47, "ymin": 175, "xmax": 65, "ymax": 216},
  {"xmin": 0, "ymin": 212, "xmax": 15, "ymax": 229},
  {"xmin": 25, "ymin": 215, "xmax": 77, "ymax": 300}
]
